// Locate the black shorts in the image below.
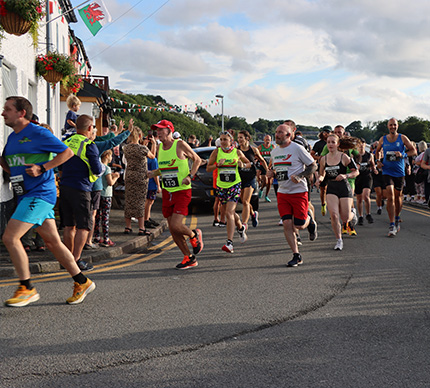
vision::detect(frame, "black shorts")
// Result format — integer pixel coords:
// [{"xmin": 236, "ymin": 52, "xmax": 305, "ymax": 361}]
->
[
  {"xmin": 90, "ymin": 190, "xmax": 101, "ymax": 211},
  {"xmin": 241, "ymin": 177, "xmax": 257, "ymax": 189},
  {"xmin": 355, "ymin": 174, "xmax": 372, "ymax": 195},
  {"xmin": 382, "ymin": 175, "xmax": 405, "ymax": 192},
  {"xmin": 60, "ymin": 186, "xmax": 92, "ymax": 230},
  {"xmin": 327, "ymin": 180, "xmax": 353, "ymax": 199},
  {"xmin": 372, "ymin": 171, "xmax": 385, "ymax": 189}
]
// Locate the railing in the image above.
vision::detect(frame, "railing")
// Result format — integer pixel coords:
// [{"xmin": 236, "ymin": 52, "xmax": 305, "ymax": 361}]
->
[{"xmin": 83, "ymin": 75, "xmax": 109, "ymax": 92}]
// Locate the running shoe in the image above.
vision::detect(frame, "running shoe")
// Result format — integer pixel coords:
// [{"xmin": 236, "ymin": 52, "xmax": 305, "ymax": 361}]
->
[
  {"xmin": 342, "ymin": 223, "xmax": 348, "ymax": 234},
  {"xmin": 377, "ymin": 208, "xmax": 382, "ymax": 215},
  {"xmin": 144, "ymin": 220, "xmax": 154, "ymax": 229},
  {"xmin": 307, "ymin": 218, "xmax": 318, "ymax": 241},
  {"xmin": 388, "ymin": 224, "xmax": 397, "ymax": 237},
  {"xmin": 358, "ymin": 216, "xmax": 364, "ymax": 226},
  {"xmin": 190, "ymin": 229, "xmax": 204, "ymax": 255},
  {"xmin": 77, "ymin": 259, "xmax": 94, "ymax": 272},
  {"xmin": 213, "ymin": 220, "xmax": 220, "ymax": 227},
  {"xmin": 334, "ymin": 239, "xmax": 343, "ymax": 251},
  {"xmin": 66, "ymin": 279, "xmax": 96, "ymax": 305},
  {"xmin": 395, "ymin": 220, "xmax": 401, "ymax": 233},
  {"xmin": 222, "ymin": 241, "xmax": 234, "ymax": 253},
  {"xmin": 265, "ymin": 196, "xmax": 271, "ymax": 203},
  {"xmin": 321, "ymin": 203, "xmax": 327, "ymax": 216},
  {"xmin": 251, "ymin": 211, "xmax": 259, "ymax": 227},
  {"xmin": 350, "ymin": 208, "xmax": 358, "ymax": 227},
  {"xmin": 347, "ymin": 223, "xmax": 357, "ymax": 236},
  {"xmin": 99, "ymin": 240, "xmax": 116, "ymax": 247},
  {"xmin": 5, "ymin": 286, "xmax": 40, "ymax": 307},
  {"xmin": 176, "ymin": 255, "xmax": 198, "ymax": 270},
  {"xmin": 278, "ymin": 219, "xmax": 283, "ymax": 226},
  {"xmin": 148, "ymin": 218, "xmax": 160, "ymax": 227},
  {"xmin": 218, "ymin": 222, "xmax": 227, "ymax": 228},
  {"xmin": 84, "ymin": 243, "xmax": 98, "ymax": 250},
  {"xmin": 287, "ymin": 253, "xmax": 303, "ymax": 267},
  {"xmin": 296, "ymin": 234, "xmax": 302, "ymax": 246},
  {"xmin": 258, "ymin": 189, "xmax": 263, "ymax": 199},
  {"xmin": 366, "ymin": 214, "xmax": 374, "ymax": 224},
  {"xmin": 237, "ymin": 226, "xmax": 248, "ymax": 243}
]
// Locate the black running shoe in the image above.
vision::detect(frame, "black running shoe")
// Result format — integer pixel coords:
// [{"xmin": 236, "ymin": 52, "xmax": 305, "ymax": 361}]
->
[
  {"xmin": 358, "ymin": 216, "xmax": 364, "ymax": 226},
  {"xmin": 377, "ymin": 208, "xmax": 382, "ymax": 215},
  {"xmin": 287, "ymin": 253, "xmax": 303, "ymax": 267},
  {"xmin": 190, "ymin": 229, "xmax": 204, "ymax": 255},
  {"xmin": 366, "ymin": 214, "xmax": 374, "ymax": 224},
  {"xmin": 307, "ymin": 219, "xmax": 318, "ymax": 241},
  {"xmin": 77, "ymin": 259, "xmax": 94, "ymax": 272}
]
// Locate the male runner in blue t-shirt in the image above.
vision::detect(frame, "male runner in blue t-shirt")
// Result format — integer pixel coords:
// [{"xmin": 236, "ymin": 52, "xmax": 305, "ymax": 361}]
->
[
  {"xmin": 375, "ymin": 118, "xmax": 416, "ymax": 237},
  {"xmin": 0, "ymin": 96, "xmax": 95, "ymax": 307}
]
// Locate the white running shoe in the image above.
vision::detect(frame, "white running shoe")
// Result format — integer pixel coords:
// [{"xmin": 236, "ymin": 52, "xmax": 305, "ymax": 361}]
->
[
  {"xmin": 388, "ymin": 224, "xmax": 397, "ymax": 237},
  {"xmin": 350, "ymin": 208, "xmax": 358, "ymax": 227},
  {"xmin": 237, "ymin": 226, "xmax": 248, "ymax": 243},
  {"xmin": 334, "ymin": 239, "xmax": 343, "ymax": 250},
  {"xmin": 222, "ymin": 241, "xmax": 234, "ymax": 253}
]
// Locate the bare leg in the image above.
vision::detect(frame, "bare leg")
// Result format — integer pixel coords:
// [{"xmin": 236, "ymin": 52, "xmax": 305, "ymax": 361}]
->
[{"xmin": 167, "ymin": 213, "xmax": 193, "ymax": 256}]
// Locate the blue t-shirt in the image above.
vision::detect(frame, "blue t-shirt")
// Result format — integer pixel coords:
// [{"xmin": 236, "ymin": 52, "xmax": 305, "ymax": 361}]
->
[
  {"xmin": 3, "ymin": 122, "xmax": 68, "ymax": 205},
  {"xmin": 147, "ymin": 157, "xmax": 158, "ymax": 191},
  {"xmin": 64, "ymin": 110, "xmax": 78, "ymax": 131}
]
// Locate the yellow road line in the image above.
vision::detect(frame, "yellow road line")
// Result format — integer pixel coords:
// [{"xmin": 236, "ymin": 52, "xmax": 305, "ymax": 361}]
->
[{"xmin": 0, "ymin": 215, "xmax": 198, "ymax": 287}]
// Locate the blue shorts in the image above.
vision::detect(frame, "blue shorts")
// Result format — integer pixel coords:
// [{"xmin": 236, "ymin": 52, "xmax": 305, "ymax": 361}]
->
[{"xmin": 11, "ymin": 197, "xmax": 55, "ymax": 227}]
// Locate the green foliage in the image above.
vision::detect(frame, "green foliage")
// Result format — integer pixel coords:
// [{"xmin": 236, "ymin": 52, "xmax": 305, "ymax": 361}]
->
[
  {"xmin": 399, "ymin": 116, "xmax": 430, "ymax": 143},
  {"xmin": 2, "ymin": 0, "xmax": 44, "ymax": 22}
]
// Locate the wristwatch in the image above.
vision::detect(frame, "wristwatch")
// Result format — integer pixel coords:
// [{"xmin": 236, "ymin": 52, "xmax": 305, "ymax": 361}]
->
[{"xmin": 40, "ymin": 164, "xmax": 46, "ymax": 174}]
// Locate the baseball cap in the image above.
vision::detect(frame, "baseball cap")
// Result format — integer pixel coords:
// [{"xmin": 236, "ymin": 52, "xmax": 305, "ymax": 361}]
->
[
  {"xmin": 151, "ymin": 120, "xmax": 174, "ymax": 133},
  {"xmin": 172, "ymin": 131, "xmax": 181, "ymax": 139},
  {"xmin": 322, "ymin": 128, "xmax": 332, "ymax": 133}
]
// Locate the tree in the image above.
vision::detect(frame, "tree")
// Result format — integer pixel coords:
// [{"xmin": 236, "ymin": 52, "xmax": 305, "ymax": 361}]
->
[{"xmin": 400, "ymin": 116, "xmax": 430, "ymax": 142}]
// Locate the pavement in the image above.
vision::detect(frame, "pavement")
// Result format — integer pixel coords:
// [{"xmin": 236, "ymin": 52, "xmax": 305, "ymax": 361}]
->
[{"xmin": 0, "ymin": 201, "xmax": 168, "ymax": 278}]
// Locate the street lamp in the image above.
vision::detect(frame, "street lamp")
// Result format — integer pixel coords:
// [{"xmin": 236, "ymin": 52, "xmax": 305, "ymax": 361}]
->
[{"xmin": 216, "ymin": 94, "xmax": 224, "ymax": 132}]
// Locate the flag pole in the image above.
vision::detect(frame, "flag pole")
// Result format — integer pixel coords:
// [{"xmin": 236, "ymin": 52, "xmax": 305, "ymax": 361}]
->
[{"xmin": 41, "ymin": 0, "xmax": 92, "ymax": 26}]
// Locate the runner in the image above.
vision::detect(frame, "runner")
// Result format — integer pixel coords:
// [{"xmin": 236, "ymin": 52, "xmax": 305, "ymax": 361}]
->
[
  {"xmin": 355, "ymin": 139, "xmax": 377, "ymax": 225},
  {"xmin": 148, "ymin": 120, "xmax": 203, "ymax": 269},
  {"xmin": 258, "ymin": 134, "xmax": 275, "ymax": 202},
  {"xmin": 375, "ymin": 118, "xmax": 416, "ymax": 236},
  {"xmin": 267, "ymin": 123, "xmax": 317, "ymax": 267},
  {"xmin": 0, "ymin": 96, "xmax": 95, "ymax": 306},
  {"xmin": 207, "ymin": 131, "xmax": 251, "ymax": 253},
  {"xmin": 237, "ymin": 130, "xmax": 268, "ymax": 228},
  {"xmin": 370, "ymin": 141, "xmax": 386, "ymax": 215},
  {"xmin": 316, "ymin": 133, "xmax": 359, "ymax": 251}
]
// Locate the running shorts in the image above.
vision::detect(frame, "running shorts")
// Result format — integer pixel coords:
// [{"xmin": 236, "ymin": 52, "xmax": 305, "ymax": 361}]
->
[
  {"xmin": 11, "ymin": 197, "xmax": 55, "ymax": 228},
  {"xmin": 162, "ymin": 188, "xmax": 191, "ymax": 218},
  {"xmin": 277, "ymin": 191, "xmax": 308, "ymax": 223}
]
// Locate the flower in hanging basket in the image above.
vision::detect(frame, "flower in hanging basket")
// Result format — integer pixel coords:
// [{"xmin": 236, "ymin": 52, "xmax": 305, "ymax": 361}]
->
[
  {"xmin": 0, "ymin": 0, "xmax": 45, "ymax": 46},
  {"xmin": 62, "ymin": 74, "xmax": 84, "ymax": 94},
  {"xmin": 36, "ymin": 51, "xmax": 76, "ymax": 85}
]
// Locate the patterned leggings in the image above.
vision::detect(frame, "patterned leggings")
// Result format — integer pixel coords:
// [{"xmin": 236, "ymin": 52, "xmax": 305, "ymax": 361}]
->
[{"xmin": 94, "ymin": 197, "xmax": 112, "ymax": 242}]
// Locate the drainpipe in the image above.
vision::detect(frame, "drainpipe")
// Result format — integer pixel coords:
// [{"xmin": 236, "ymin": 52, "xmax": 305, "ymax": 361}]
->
[{"xmin": 46, "ymin": 1, "xmax": 51, "ymax": 126}]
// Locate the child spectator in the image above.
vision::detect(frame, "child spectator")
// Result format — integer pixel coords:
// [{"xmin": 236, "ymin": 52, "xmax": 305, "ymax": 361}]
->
[
  {"xmin": 63, "ymin": 95, "xmax": 81, "ymax": 139},
  {"xmin": 94, "ymin": 150, "xmax": 120, "ymax": 247},
  {"xmin": 144, "ymin": 154, "xmax": 161, "ymax": 229}
]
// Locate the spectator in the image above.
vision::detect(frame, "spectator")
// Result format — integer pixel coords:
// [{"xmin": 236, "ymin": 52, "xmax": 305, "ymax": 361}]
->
[
  {"xmin": 200, "ymin": 135, "xmax": 213, "ymax": 147},
  {"xmin": 122, "ymin": 120, "xmax": 156, "ymax": 235},
  {"xmin": 413, "ymin": 140, "xmax": 428, "ymax": 204},
  {"xmin": 187, "ymin": 134, "xmax": 197, "ymax": 148},
  {"xmin": 63, "ymin": 95, "xmax": 81, "ymax": 139},
  {"xmin": 144, "ymin": 136, "xmax": 161, "ymax": 229},
  {"xmin": 420, "ymin": 143, "xmax": 430, "ymax": 206},
  {"xmin": 94, "ymin": 150, "xmax": 120, "ymax": 247}
]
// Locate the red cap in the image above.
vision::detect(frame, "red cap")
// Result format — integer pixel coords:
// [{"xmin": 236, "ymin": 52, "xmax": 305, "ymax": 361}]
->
[{"xmin": 151, "ymin": 120, "xmax": 174, "ymax": 133}]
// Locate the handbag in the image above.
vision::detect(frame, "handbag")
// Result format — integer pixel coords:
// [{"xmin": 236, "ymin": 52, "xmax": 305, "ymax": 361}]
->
[{"xmin": 414, "ymin": 167, "xmax": 428, "ymax": 184}]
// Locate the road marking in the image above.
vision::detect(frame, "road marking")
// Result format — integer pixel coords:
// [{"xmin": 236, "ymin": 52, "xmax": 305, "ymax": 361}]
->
[{"xmin": 0, "ymin": 215, "xmax": 198, "ymax": 288}]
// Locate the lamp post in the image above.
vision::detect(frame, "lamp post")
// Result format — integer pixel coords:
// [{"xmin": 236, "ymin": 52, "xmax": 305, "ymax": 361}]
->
[{"xmin": 216, "ymin": 94, "xmax": 224, "ymax": 132}]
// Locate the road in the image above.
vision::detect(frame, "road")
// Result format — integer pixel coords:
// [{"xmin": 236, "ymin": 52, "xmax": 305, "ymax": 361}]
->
[{"xmin": 0, "ymin": 192, "xmax": 429, "ymax": 387}]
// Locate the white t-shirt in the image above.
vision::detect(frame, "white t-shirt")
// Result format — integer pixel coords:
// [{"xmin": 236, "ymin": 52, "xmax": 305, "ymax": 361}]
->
[{"xmin": 270, "ymin": 141, "xmax": 314, "ymax": 194}]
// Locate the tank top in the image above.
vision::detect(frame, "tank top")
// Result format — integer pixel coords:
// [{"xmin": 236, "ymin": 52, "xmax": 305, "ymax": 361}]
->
[
  {"xmin": 260, "ymin": 144, "xmax": 274, "ymax": 165},
  {"xmin": 216, "ymin": 148, "xmax": 241, "ymax": 188},
  {"xmin": 382, "ymin": 134, "xmax": 405, "ymax": 177},
  {"xmin": 324, "ymin": 157, "xmax": 348, "ymax": 180},
  {"xmin": 158, "ymin": 140, "xmax": 191, "ymax": 192},
  {"xmin": 357, "ymin": 151, "xmax": 372, "ymax": 176},
  {"xmin": 239, "ymin": 146, "xmax": 256, "ymax": 182}
]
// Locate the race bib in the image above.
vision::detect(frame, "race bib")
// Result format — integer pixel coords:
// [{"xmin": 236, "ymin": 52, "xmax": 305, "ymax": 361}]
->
[
  {"xmin": 385, "ymin": 151, "xmax": 400, "ymax": 162},
  {"xmin": 161, "ymin": 171, "xmax": 179, "ymax": 188},
  {"xmin": 220, "ymin": 169, "xmax": 236, "ymax": 182},
  {"xmin": 359, "ymin": 162, "xmax": 368, "ymax": 172},
  {"xmin": 11, "ymin": 175, "xmax": 27, "ymax": 196},
  {"xmin": 274, "ymin": 165, "xmax": 289, "ymax": 181},
  {"xmin": 325, "ymin": 165, "xmax": 340, "ymax": 179}
]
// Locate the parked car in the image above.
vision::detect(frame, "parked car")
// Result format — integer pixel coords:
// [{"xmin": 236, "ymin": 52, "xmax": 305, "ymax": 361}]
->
[{"xmin": 190, "ymin": 146, "xmax": 259, "ymax": 212}]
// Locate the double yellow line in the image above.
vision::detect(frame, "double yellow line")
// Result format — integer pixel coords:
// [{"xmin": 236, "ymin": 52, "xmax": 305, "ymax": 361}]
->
[{"xmin": 0, "ymin": 215, "xmax": 198, "ymax": 288}]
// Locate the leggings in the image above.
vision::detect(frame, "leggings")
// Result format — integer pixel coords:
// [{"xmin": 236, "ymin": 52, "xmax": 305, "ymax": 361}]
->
[{"xmin": 94, "ymin": 197, "xmax": 112, "ymax": 242}]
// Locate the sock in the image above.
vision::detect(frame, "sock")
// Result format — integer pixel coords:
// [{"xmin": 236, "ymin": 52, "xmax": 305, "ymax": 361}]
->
[
  {"xmin": 72, "ymin": 272, "xmax": 87, "ymax": 285},
  {"xmin": 227, "ymin": 239, "xmax": 233, "ymax": 244},
  {"xmin": 395, "ymin": 216, "xmax": 400, "ymax": 221},
  {"xmin": 20, "ymin": 279, "xmax": 33, "ymax": 290}
]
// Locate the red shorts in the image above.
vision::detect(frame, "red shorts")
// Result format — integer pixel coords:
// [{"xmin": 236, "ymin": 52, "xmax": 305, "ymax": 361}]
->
[
  {"xmin": 277, "ymin": 192, "xmax": 309, "ymax": 222},
  {"xmin": 162, "ymin": 189, "xmax": 191, "ymax": 218}
]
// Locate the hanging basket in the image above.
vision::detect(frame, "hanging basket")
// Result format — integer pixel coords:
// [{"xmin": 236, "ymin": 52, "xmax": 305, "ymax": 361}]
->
[
  {"xmin": 43, "ymin": 70, "xmax": 63, "ymax": 84},
  {"xmin": 60, "ymin": 85, "xmax": 72, "ymax": 96},
  {"xmin": 0, "ymin": 12, "xmax": 32, "ymax": 36}
]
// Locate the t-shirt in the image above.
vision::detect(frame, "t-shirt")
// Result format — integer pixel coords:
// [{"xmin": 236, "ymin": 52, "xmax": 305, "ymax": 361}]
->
[
  {"xmin": 3, "ymin": 122, "xmax": 68, "ymax": 204},
  {"xmin": 422, "ymin": 148, "xmax": 430, "ymax": 183},
  {"xmin": 101, "ymin": 165, "xmax": 113, "ymax": 197},
  {"xmin": 312, "ymin": 139, "xmax": 326, "ymax": 157},
  {"xmin": 64, "ymin": 110, "xmax": 78, "ymax": 131},
  {"xmin": 147, "ymin": 157, "xmax": 159, "ymax": 191},
  {"xmin": 270, "ymin": 141, "xmax": 314, "ymax": 194}
]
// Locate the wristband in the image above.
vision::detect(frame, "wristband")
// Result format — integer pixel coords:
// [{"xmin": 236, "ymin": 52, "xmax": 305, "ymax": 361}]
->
[{"xmin": 40, "ymin": 164, "xmax": 46, "ymax": 174}]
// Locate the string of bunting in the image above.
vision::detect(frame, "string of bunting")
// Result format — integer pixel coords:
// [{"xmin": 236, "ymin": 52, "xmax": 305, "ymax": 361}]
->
[{"xmin": 110, "ymin": 97, "xmax": 221, "ymax": 114}]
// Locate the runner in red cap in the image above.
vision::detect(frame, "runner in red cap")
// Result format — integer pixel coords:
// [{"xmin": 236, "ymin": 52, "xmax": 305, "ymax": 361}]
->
[{"xmin": 148, "ymin": 120, "xmax": 204, "ymax": 269}]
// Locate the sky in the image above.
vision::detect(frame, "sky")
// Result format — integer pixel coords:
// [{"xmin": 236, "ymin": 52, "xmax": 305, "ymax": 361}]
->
[{"xmin": 70, "ymin": 0, "xmax": 430, "ymax": 128}]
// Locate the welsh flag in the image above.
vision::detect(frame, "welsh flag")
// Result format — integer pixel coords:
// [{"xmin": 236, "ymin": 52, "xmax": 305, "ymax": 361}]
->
[{"xmin": 78, "ymin": 0, "xmax": 112, "ymax": 36}]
